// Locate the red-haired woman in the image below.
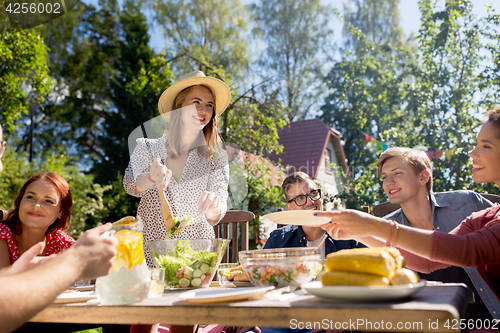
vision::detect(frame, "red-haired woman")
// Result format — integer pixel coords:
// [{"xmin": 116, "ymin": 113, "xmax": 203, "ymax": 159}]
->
[{"xmin": 0, "ymin": 173, "xmax": 75, "ymax": 268}]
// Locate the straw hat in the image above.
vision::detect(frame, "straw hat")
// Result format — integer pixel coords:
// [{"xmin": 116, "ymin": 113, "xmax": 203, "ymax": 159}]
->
[{"xmin": 158, "ymin": 71, "xmax": 231, "ymax": 116}]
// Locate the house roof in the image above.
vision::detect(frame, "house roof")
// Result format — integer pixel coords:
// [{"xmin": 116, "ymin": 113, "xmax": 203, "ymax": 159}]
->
[{"xmin": 269, "ymin": 118, "xmax": 348, "ymax": 179}]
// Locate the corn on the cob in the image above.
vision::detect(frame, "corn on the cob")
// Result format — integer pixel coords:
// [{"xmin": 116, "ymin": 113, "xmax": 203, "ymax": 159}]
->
[
  {"xmin": 389, "ymin": 268, "xmax": 420, "ymax": 285},
  {"xmin": 384, "ymin": 247, "xmax": 405, "ymax": 269},
  {"xmin": 325, "ymin": 247, "xmax": 396, "ymax": 277},
  {"xmin": 321, "ymin": 271, "xmax": 390, "ymax": 286}
]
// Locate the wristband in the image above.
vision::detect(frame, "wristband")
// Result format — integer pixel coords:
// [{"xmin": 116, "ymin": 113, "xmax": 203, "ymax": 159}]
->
[
  {"xmin": 392, "ymin": 223, "xmax": 400, "ymax": 246},
  {"xmin": 386, "ymin": 220, "xmax": 394, "ymax": 247}
]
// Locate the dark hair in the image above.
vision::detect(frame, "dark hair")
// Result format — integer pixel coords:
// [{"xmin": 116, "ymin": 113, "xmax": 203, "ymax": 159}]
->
[
  {"xmin": 484, "ymin": 107, "xmax": 500, "ymax": 138},
  {"xmin": 281, "ymin": 172, "xmax": 314, "ymax": 201},
  {"xmin": 3, "ymin": 173, "xmax": 72, "ymax": 236}
]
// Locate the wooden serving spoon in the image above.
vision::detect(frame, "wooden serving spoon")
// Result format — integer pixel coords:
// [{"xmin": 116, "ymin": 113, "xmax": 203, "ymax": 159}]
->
[{"xmin": 158, "ymin": 189, "xmax": 175, "ymax": 231}]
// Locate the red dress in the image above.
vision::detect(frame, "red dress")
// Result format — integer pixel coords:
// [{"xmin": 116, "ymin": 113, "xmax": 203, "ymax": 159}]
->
[{"xmin": 0, "ymin": 223, "xmax": 75, "ymax": 264}]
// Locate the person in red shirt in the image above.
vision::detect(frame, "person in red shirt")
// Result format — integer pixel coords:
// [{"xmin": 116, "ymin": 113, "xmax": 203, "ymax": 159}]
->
[
  {"xmin": 0, "ymin": 122, "xmax": 117, "ymax": 333},
  {"xmin": 0, "ymin": 172, "xmax": 75, "ymax": 268},
  {"xmin": 316, "ymin": 108, "xmax": 500, "ymax": 309}
]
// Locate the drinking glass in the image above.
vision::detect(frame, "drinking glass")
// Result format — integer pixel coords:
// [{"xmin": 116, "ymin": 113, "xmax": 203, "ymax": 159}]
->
[
  {"xmin": 96, "ymin": 216, "xmax": 150, "ymax": 305},
  {"xmin": 148, "ymin": 267, "xmax": 165, "ymax": 297},
  {"xmin": 217, "ymin": 263, "xmax": 238, "ymax": 286}
]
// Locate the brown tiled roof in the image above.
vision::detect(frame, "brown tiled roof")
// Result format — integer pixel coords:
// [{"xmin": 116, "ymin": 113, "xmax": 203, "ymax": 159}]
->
[{"xmin": 269, "ymin": 118, "xmax": 346, "ymax": 179}]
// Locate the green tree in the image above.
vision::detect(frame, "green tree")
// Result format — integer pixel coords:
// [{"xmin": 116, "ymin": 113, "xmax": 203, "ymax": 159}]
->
[
  {"xmin": 342, "ymin": 0, "xmax": 407, "ymax": 52},
  {"xmin": 149, "ymin": 0, "xmax": 249, "ymax": 79},
  {"xmin": 250, "ymin": 0, "xmax": 336, "ymax": 121},
  {"xmin": 14, "ymin": 1, "xmax": 116, "ymax": 165},
  {"xmin": 0, "ymin": 29, "xmax": 52, "ymax": 132},
  {"xmin": 479, "ymin": 5, "xmax": 500, "ymax": 110},
  {"xmin": 415, "ymin": 0, "xmax": 484, "ymax": 192},
  {"xmin": 321, "ymin": 25, "xmax": 419, "ymax": 207},
  {"xmin": 0, "ymin": 148, "xmax": 112, "ymax": 239},
  {"xmin": 92, "ymin": 0, "xmax": 175, "ymax": 185},
  {"xmin": 243, "ymin": 156, "xmax": 286, "ymax": 246}
]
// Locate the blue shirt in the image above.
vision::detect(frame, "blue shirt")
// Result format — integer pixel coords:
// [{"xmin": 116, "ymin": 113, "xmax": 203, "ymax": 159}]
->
[
  {"xmin": 384, "ymin": 190, "xmax": 499, "ymax": 320},
  {"xmin": 264, "ymin": 224, "xmax": 361, "ymax": 254}
]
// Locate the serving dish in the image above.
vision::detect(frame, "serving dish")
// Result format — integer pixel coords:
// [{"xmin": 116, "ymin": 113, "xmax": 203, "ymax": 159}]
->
[
  {"xmin": 239, "ymin": 247, "xmax": 321, "ymax": 288},
  {"xmin": 178, "ymin": 286, "xmax": 274, "ymax": 303},
  {"xmin": 55, "ymin": 291, "xmax": 97, "ymax": 304},
  {"xmin": 301, "ymin": 280, "xmax": 426, "ymax": 301}
]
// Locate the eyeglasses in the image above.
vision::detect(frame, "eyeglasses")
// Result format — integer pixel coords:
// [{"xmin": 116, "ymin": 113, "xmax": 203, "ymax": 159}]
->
[
  {"xmin": 0, "ymin": 141, "xmax": 6, "ymax": 159},
  {"xmin": 287, "ymin": 189, "xmax": 322, "ymax": 206}
]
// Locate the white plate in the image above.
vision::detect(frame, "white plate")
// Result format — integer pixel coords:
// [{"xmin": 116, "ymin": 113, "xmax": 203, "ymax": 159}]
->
[
  {"xmin": 301, "ymin": 281, "xmax": 426, "ymax": 301},
  {"xmin": 55, "ymin": 291, "xmax": 97, "ymax": 304},
  {"xmin": 209, "ymin": 281, "xmax": 254, "ymax": 288},
  {"xmin": 178, "ymin": 286, "xmax": 274, "ymax": 304},
  {"xmin": 68, "ymin": 284, "xmax": 95, "ymax": 292},
  {"xmin": 263, "ymin": 210, "xmax": 330, "ymax": 226}
]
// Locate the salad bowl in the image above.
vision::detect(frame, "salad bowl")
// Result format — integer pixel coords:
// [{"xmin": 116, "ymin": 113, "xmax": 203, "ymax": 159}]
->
[
  {"xmin": 239, "ymin": 247, "xmax": 321, "ymax": 288},
  {"xmin": 147, "ymin": 238, "xmax": 230, "ymax": 289}
]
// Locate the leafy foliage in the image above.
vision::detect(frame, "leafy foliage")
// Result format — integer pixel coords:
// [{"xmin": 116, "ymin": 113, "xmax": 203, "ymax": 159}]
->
[
  {"xmin": 0, "ymin": 29, "xmax": 52, "ymax": 132},
  {"xmin": 149, "ymin": 0, "xmax": 249, "ymax": 79},
  {"xmin": 242, "ymin": 156, "xmax": 287, "ymax": 242},
  {"xmin": 250, "ymin": 0, "xmax": 337, "ymax": 121},
  {"xmin": 0, "ymin": 148, "xmax": 113, "ymax": 239}
]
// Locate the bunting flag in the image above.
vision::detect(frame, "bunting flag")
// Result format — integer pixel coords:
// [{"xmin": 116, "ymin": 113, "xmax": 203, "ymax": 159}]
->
[
  {"xmin": 363, "ymin": 133, "xmax": 458, "ymax": 161},
  {"xmin": 444, "ymin": 149, "xmax": 455, "ymax": 161}
]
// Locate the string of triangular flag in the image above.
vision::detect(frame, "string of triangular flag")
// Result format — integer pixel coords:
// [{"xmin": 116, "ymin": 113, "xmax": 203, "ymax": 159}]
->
[{"xmin": 364, "ymin": 134, "xmax": 456, "ymax": 161}]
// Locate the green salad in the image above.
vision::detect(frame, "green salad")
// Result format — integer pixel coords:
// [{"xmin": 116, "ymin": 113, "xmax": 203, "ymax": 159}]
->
[
  {"xmin": 166, "ymin": 216, "xmax": 194, "ymax": 238},
  {"xmin": 155, "ymin": 242, "xmax": 219, "ymax": 288}
]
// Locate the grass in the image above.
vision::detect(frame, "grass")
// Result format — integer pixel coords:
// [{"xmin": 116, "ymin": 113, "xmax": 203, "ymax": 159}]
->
[{"xmin": 73, "ymin": 328, "xmax": 103, "ymax": 333}]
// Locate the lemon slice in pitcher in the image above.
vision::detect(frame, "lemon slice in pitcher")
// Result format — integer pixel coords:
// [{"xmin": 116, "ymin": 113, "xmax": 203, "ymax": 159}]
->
[
  {"xmin": 111, "ymin": 242, "xmax": 133, "ymax": 272},
  {"xmin": 115, "ymin": 230, "xmax": 145, "ymax": 268}
]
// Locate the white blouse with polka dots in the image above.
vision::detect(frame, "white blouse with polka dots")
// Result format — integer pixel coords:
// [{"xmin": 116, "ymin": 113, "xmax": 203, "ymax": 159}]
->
[{"xmin": 123, "ymin": 137, "xmax": 229, "ymax": 267}]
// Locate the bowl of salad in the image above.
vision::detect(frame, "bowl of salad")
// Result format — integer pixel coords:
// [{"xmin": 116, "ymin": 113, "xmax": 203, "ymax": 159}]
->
[
  {"xmin": 146, "ymin": 239, "xmax": 230, "ymax": 289},
  {"xmin": 239, "ymin": 248, "xmax": 321, "ymax": 288}
]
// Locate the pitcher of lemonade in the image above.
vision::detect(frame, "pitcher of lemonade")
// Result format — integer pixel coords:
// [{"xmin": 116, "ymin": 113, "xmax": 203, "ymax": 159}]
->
[{"xmin": 96, "ymin": 216, "xmax": 151, "ymax": 305}]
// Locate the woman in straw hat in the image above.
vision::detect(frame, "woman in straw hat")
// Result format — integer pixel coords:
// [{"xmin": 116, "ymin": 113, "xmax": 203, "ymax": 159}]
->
[{"xmin": 123, "ymin": 71, "xmax": 231, "ymax": 267}]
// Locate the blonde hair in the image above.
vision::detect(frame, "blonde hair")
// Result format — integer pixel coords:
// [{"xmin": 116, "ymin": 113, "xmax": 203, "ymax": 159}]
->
[
  {"xmin": 166, "ymin": 85, "xmax": 222, "ymax": 160},
  {"xmin": 377, "ymin": 147, "xmax": 433, "ymax": 192}
]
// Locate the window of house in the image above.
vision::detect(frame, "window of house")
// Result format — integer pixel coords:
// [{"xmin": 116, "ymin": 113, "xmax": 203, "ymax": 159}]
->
[{"xmin": 325, "ymin": 148, "xmax": 332, "ymax": 175}]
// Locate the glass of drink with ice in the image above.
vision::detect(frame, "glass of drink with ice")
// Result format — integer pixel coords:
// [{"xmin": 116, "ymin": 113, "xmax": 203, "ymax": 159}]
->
[{"xmin": 96, "ymin": 216, "xmax": 150, "ymax": 305}]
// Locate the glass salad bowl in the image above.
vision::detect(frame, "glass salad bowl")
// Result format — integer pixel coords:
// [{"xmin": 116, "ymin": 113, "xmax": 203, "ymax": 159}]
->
[
  {"xmin": 239, "ymin": 247, "xmax": 321, "ymax": 288},
  {"xmin": 146, "ymin": 239, "xmax": 230, "ymax": 289}
]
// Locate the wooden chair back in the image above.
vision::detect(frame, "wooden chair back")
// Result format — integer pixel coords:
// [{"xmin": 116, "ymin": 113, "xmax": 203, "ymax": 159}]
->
[
  {"xmin": 214, "ymin": 210, "xmax": 254, "ymax": 263},
  {"xmin": 480, "ymin": 193, "xmax": 500, "ymax": 204},
  {"xmin": 366, "ymin": 193, "xmax": 500, "ymax": 217}
]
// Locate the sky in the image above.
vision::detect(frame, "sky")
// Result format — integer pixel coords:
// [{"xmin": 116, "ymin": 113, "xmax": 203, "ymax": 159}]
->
[{"xmin": 145, "ymin": 1, "xmax": 499, "ymax": 53}]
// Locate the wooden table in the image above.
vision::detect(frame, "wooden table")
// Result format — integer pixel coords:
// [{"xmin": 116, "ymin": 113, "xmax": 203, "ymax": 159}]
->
[{"xmin": 28, "ymin": 283, "xmax": 472, "ymax": 332}]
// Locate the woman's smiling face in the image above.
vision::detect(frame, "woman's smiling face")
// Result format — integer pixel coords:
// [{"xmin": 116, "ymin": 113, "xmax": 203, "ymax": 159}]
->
[
  {"xmin": 180, "ymin": 86, "xmax": 214, "ymax": 130},
  {"xmin": 19, "ymin": 179, "xmax": 62, "ymax": 232},
  {"xmin": 468, "ymin": 121, "xmax": 500, "ymax": 187}
]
